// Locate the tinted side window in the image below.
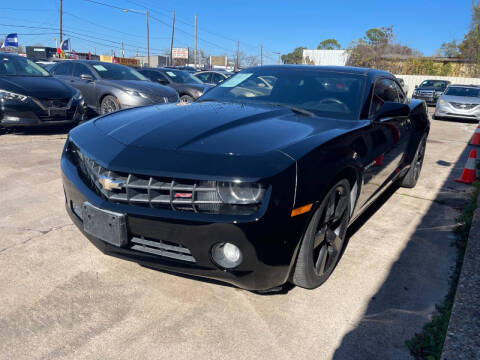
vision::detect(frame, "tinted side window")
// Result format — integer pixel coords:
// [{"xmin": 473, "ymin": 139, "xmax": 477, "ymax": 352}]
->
[
  {"xmin": 211, "ymin": 73, "xmax": 225, "ymax": 84},
  {"xmin": 370, "ymin": 78, "xmax": 399, "ymax": 117},
  {"xmin": 73, "ymin": 63, "xmax": 94, "ymax": 78},
  {"xmin": 196, "ymin": 72, "xmax": 211, "ymax": 83},
  {"xmin": 52, "ymin": 62, "xmax": 72, "ymax": 76}
]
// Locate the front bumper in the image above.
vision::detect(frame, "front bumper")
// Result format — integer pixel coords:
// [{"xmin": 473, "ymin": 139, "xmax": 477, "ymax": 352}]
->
[
  {"xmin": 412, "ymin": 94, "xmax": 439, "ymax": 105},
  {"xmin": 61, "ymin": 150, "xmax": 305, "ymax": 291},
  {"xmin": 0, "ymin": 98, "xmax": 86, "ymax": 127},
  {"xmin": 434, "ymin": 102, "xmax": 480, "ymax": 121}
]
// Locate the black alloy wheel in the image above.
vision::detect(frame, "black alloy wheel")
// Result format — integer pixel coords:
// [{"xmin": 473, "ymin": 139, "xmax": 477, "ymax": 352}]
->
[
  {"xmin": 100, "ymin": 95, "xmax": 121, "ymax": 115},
  {"xmin": 292, "ymin": 179, "xmax": 351, "ymax": 289},
  {"xmin": 180, "ymin": 94, "xmax": 194, "ymax": 104},
  {"xmin": 399, "ymin": 135, "xmax": 427, "ymax": 188}
]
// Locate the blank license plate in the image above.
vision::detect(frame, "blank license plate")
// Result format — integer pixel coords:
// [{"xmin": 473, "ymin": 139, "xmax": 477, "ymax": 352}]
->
[{"xmin": 82, "ymin": 202, "xmax": 127, "ymax": 247}]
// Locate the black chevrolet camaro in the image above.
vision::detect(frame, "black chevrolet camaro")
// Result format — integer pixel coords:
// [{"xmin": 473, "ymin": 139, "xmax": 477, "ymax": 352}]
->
[
  {"xmin": 0, "ymin": 53, "xmax": 86, "ymax": 127},
  {"xmin": 61, "ymin": 65, "xmax": 429, "ymax": 291}
]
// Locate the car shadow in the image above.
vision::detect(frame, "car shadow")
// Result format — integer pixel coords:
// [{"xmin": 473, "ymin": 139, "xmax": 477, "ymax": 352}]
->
[
  {"xmin": 332, "ymin": 142, "xmax": 472, "ymax": 359},
  {"xmin": 1, "ymin": 124, "xmax": 75, "ymax": 136}
]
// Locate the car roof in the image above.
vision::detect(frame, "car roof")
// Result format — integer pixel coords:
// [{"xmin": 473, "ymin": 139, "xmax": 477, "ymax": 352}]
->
[
  {"xmin": 243, "ymin": 65, "xmax": 391, "ymax": 77},
  {"xmin": 448, "ymin": 84, "xmax": 480, "ymax": 88}
]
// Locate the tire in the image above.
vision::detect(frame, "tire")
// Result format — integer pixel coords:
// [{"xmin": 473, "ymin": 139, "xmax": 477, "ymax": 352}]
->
[
  {"xmin": 292, "ymin": 179, "xmax": 351, "ymax": 289},
  {"xmin": 100, "ymin": 95, "xmax": 121, "ymax": 115},
  {"xmin": 399, "ymin": 135, "xmax": 427, "ymax": 188},
  {"xmin": 180, "ymin": 95, "xmax": 194, "ymax": 104}
]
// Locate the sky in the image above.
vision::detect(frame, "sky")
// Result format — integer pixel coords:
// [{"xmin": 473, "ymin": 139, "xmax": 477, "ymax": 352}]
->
[{"xmin": 0, "ymin": 0, "xmax": 474, "ymax": 63}]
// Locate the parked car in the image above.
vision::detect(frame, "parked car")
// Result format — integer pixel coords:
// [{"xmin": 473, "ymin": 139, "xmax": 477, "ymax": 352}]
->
[
  {"xmin": 396, "ymin": 77, "xmax": 409, "ymax": 96},
  {"xmin": 165, "ymin": 66, "xmax": 197, "ymax": 73},
  {"xmin": 49, "ymin": 60, "xmax": 178, "ymax": 115},
  {"xmin": 138, "ymin": 67, "xmax": 212, "ymax": 103},
  {"xmin": 61, "ymin": 65, "xmax": 429, "ymax": 291},
  {"xmin": 434, "ymin": 85, "xmax": 480, "ymax": 121},
  {"xmin": 0, "ymin": 53, "xmax": 86, "ymax": 128},
  {"xmin": 194, "ymin": 70, "xmax": 234, "ymax": 85},
  {"xmin": 412, "ymin": 79, "xmax": 451, "ymax": 105}
]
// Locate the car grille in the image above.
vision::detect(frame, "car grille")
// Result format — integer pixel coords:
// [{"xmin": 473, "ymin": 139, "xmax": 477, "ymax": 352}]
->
[
  {"xmin": 130, "ymin": 236, "xmax": 196, "ymax": 263},
  {"xmin": 449, "ymin": 102, "xmax": 478, "ymax": 110},
  {"xmin": 37, "ymin": 97, "xmax": 72, "ymax": 109},
  {"xmin": 418, "ymin": 90, "xmax": 434, "ymax": 96},
  {"xmin": 147, "ymin": 93, "xmax": 179, "ymax": 104},
  {"xmin": 68, "ymin": 142, "xmax": 259, "ymax": 215}
]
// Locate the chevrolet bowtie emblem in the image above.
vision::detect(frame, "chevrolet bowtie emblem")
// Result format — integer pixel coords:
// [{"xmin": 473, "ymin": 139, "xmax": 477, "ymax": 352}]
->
[{"xmin": 98, "ymin": 176, "xmax": 123, "ymax": 191}]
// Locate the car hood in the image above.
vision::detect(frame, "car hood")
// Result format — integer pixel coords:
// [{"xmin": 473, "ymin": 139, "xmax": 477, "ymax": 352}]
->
[
  {"xmin": 0, "ymin": 76, "xmax": 75, "ymax": 99},
  {"xmin": 441, "ymin": 95, "xmax": 480, "ymax": 104},
  {"xmin": 100, "ymin": 79, "xmax": 177, "ymax": 96},
  {"xmin": 91, "ymin": 102, "xmax": 357, "ymax": 156}
]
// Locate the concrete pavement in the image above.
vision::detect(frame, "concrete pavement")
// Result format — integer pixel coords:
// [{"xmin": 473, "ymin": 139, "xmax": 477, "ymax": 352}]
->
[{"xmin": 0, "ymin": 115, "xmax": 476, "ymax": 360}]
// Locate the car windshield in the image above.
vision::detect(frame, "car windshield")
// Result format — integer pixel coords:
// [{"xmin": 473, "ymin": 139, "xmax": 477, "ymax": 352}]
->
[
  {"xmin": 91, "ymin": 62, "xmax": 148, "ymax": 81},
  {"xmin": 419, "ymin": 80, "xmax": 448, "ymax": 89},
  {"xmin": 444, "ymin": 86, "xmax": 480, "ymax": 97},
  {"xmin": 0, "ymin": 56, "xmax": 50, "ymax": 77},
  {"xmin": 163, "ymin": 69, "xmax": 203, "ymax": 84},
  {"xmin": 199, "ymin": 68, "xmax": 366, "ymax": 120}
]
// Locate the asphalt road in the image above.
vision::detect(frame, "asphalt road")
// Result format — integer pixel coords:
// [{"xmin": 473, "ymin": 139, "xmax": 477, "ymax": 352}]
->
[{"xmin": 0, "ymin": 112, "xmax": 476, "ymax": 360}]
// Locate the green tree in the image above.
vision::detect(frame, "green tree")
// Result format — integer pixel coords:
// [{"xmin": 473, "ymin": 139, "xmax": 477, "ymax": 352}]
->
[
  {"xmin": 439, "ymin": 40, "xmax": 460, "ymax": 57},
  {"xmin": 317, "ymin": 39, "xmax": 341, "ymax": 50},
  {"xmin": 281, "ymin": 46, "xmax": 306, "ymax": 64}
]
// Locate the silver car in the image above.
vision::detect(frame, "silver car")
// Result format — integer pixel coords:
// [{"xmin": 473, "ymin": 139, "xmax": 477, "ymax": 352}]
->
[
  {"xmin": 49, "ymin": 60, "xmax": 179, "ymax": 115},
  {"xmin": 434, "ymin": 85, "xmax": 480, "ymax": 121}
]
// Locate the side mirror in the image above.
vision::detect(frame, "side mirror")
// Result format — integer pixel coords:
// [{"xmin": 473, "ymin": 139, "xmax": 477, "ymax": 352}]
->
[
  {"xmin": 374, "ymin": 102, "xmax": 410, "ymax": 122},
  {"xmin": 157, "ymin": 79, "xmax": 169, "ymax": 85},
  {"xmin": 80, "ymin": 74, "xmax": 93, "ymax": 81},
  {"xmin": 414, "ymin": 85, "xmax": 418, "ymax": 89}
]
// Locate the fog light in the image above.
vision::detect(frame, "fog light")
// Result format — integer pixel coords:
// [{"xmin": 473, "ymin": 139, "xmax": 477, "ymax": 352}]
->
[{"xmin": 211, "ymin": 242, "xmax": 242, "ymax": 269}]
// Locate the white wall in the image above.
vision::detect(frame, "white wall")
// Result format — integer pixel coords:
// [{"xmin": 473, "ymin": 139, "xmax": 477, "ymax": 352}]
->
[
  {"xmin": 395, "ymin": 74, "xmax": 480, "ymax": 98},
  {"xmin": 303, "ymin": 50, "xmax": 349, "ymax": 66}
]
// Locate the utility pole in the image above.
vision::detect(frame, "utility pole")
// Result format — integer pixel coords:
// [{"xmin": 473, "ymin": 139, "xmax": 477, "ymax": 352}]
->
[
  {"xmin": 260, "ymin": 44, "xmax": 263, "ymax": 66},
  {"xmin": 121, "ymin": 41, "xmax": 125, "ymax": 58},
  {"xmin": 194, "ymin": 14, "xmax": 198, "ymax": 68},
  {"xmin": 235, "ymin": 40, "xmax": 239, "ymax": 71},
  {"xmin": 146, "ymin": 11, "xmax": 150, "ymax": 67},
  {"xmin": 59, "ymin": 0, "xmax": 63, "ymax": 43},
  {"xmin": 273, "ymin": 51, "xmax": 281, "ymax": 64},
  {"xmin": 170, "ymin": 9, "xmax": 175, "ymax": 66}
]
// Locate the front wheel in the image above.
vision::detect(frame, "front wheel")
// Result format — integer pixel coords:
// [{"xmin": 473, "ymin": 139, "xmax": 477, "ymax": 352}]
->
[
  {"xmin": 292, "ymin": 179, "xmax": 351, "ymax": 289},
  {"xmin": 100, "ymin": 95, "xmax": 121, "ymax": 114},
  {"xmin": 399, "ymin": 135, "xmax": 427, "ymax": 188},
  {"xmin": 180, "ymin": 94, "xmax": 194, "ymax": 104}
]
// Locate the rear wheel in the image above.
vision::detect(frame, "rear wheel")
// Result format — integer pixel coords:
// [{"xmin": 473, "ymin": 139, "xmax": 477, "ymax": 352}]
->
[
  {"xmin": 100, "ymin": 95, "xmax": 121, "ymax": 114},
  {"xmin": 399, "ymin": 135, "xmax": 427, "ymax": 188},
  {"xmin": 292, "ymin": 179, "xmax": 351, "ymax": 289}
]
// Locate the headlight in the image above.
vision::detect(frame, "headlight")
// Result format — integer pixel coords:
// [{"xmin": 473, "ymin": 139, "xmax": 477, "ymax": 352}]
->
[
  {"xmin": 439, "ymin": 99, "xmax": 447, "ymax": 106},
  {"xmin": 125, "ymin": 89, "xmax": 149, "ymax": 99},
  {"xmin": 0, "ymin": 90, "xmax": 28, "ymax": 102},
  {"xmin": 413, "ymin": 90, "xmax": 417, "ymax": 96},
  {"xmin": 217, "ymin": 181, "xmax": 265, "ymax": 204},
  {"xmin": 193, "ymin": 89, "xmax": 203, "ymax": 97}
]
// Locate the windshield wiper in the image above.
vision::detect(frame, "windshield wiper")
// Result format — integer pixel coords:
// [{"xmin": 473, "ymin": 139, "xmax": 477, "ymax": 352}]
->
[
  {"xmin": 196, "ymin": 98, "xmax": 219, "ymax": 103},
  {"xmin": 266, "ymin": 103, "xmax": 314, "ymax": 117}
]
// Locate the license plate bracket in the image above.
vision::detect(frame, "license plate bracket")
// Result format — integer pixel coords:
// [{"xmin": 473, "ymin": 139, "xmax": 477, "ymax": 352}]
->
[{"xmin": 82, "ymin": 202, "xmax": 127, "ymax": 247}]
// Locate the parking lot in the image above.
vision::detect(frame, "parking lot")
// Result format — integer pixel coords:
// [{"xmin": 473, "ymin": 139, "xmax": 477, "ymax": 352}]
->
[{"xmin": 0, "ymin": 111, "xmax": 476, "ymax": 360}]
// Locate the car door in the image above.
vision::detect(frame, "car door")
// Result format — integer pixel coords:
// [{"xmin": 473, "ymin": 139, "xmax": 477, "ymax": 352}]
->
[
  {"xmin": 71, "ymin": 63, "xmax": 97, "ymax": 109},
  {"xmin": 357, "ymin": 77, "xmax": 412, "ymax": 208},
  {"xmin": 51, "ymin": 62, "xmax": 73, "ymax": 83}
]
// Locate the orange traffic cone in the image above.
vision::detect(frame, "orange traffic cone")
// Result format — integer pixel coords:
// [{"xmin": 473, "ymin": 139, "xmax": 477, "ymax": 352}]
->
[
  {"xmin": 471, "ymin": 125, "xmax": 480, "ymax": 146},
  {"xmin": 455, "ymin": 150, "xmax": 477, "ymax": 184}
]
